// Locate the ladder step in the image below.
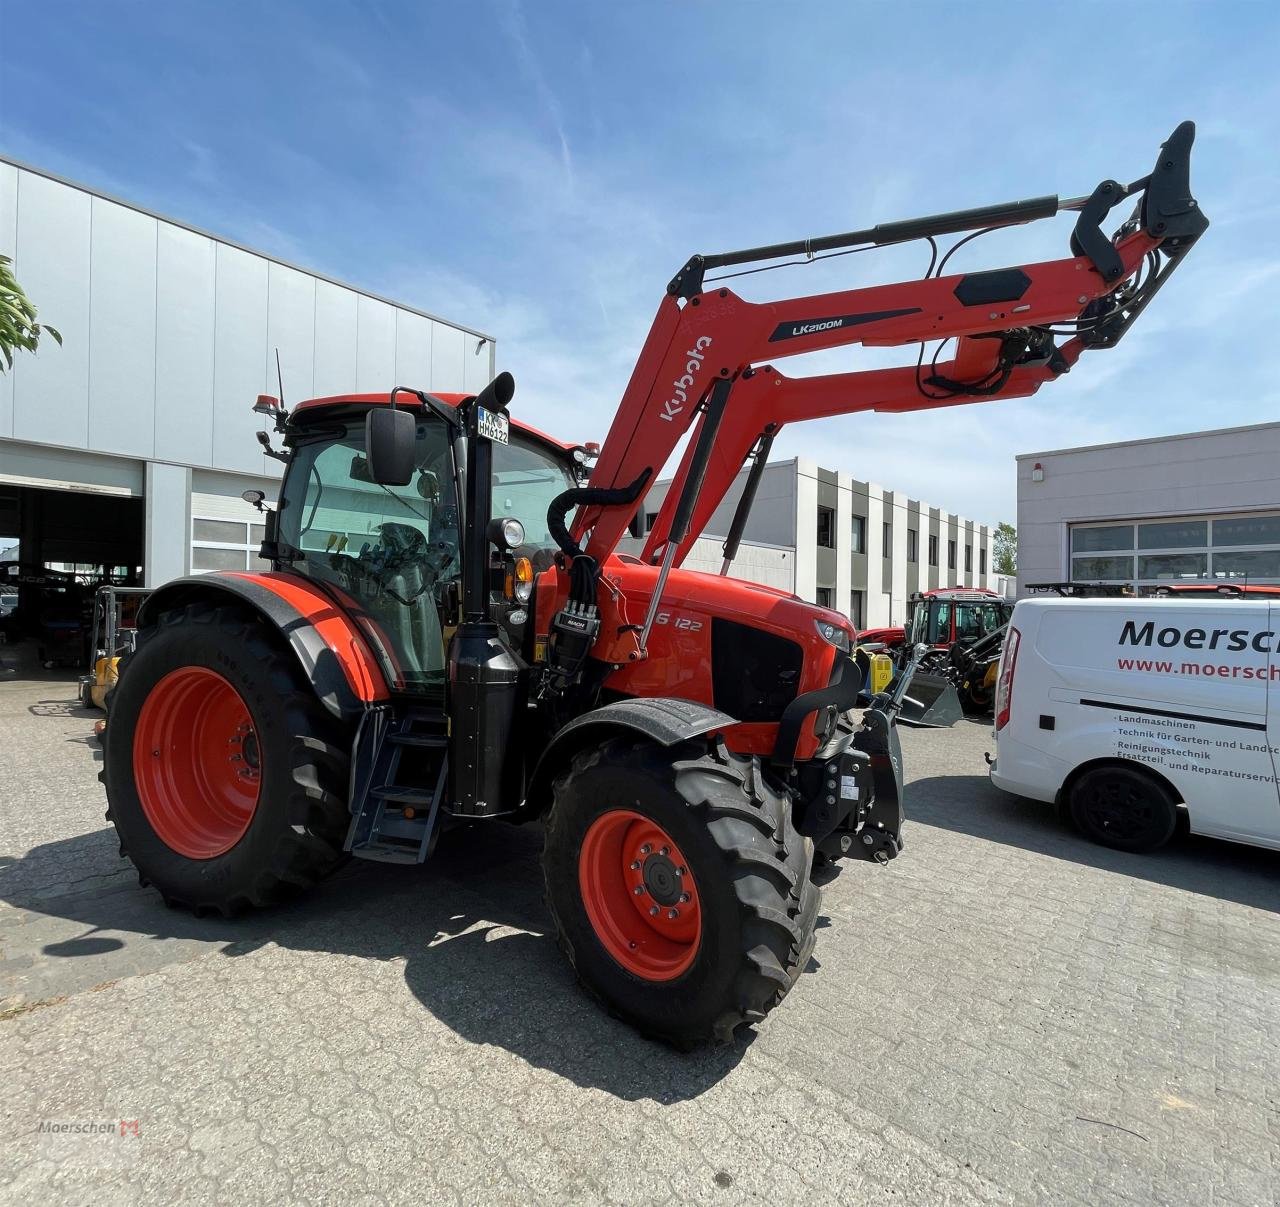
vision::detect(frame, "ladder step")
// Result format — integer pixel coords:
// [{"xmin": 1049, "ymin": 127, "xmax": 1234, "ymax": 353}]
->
[
  {"xmin": 349, "ymin": 840, "xmax": 422, "ymax": 865},
  {"xmin": 371, "ymin": 785, "xmax": 435, "ymax": 805},
  {"xmin": 389, "ymin": 732, "xmax": 448, "ymax": 748}
]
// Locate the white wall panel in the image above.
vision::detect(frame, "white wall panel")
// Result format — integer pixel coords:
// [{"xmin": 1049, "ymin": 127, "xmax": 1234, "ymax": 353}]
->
[
  {"xmin": 88, "ymin": 199, "xmax": 157, "ymax": 458},
  {"xmin": 155, "ymin": 224, "xmax": 215, "ymax": 464},
  {"xmin": 12, "ymin": 173, "xmax": 91, "ymax": 448},
  {"xmin": 865, "ymin": 487, "xmax": 886, "ymax": 627},
  {"xmin": 463, "ymin": 336, "xmax": 492, "ymax": 394},
  {"xmin": 395, "ymin": 310, "xmax": 431, "ymax": 392},
  {"xmin": 145, "ymin": 461, "xmax": 191, "ymax": 586},
  {"xmin": 1, "ymin": 163, "xmax": 493, "ymax": 481},
  {"xmin": 267, "ymin": 262, "xmax": 315, "ymax": 409},
  {"xmin": 0, "ymin": 163, "xmax": 17, "ymax": 436},
  {"xmin": 430, "ymin": 321, "xmax": 465, "ymax": 392},
  {"xmin": 355, "ymin": 296, "xmax": 396, "ymax": 392},
  {"xmin": 212, "ymin": 244, "xmax": 269, "ymax": 474},
  {"xmin": 313, "ymin": 280, "xmax": 357, "ymax": 398}
]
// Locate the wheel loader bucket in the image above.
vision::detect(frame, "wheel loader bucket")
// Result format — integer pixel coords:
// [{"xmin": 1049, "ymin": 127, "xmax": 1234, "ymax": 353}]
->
[{"xmin": 896, "ymin": 671, "xmax": 963, "ymax": 728}]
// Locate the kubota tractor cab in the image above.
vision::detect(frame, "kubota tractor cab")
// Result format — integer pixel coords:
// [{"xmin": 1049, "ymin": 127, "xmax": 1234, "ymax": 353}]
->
[{"xmin": 102, "ymin": 123, "xmax": 1206, "ymax": 1045}]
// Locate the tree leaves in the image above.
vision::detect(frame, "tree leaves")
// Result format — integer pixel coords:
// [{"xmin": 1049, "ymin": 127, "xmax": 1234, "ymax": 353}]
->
[
  {"xmin": 0, "ymin": 254, "xmax": 61, "ymax": 371},
  {"xmin": 993, "ymin": 520, "xmax": 1017, "ymax": 575}
]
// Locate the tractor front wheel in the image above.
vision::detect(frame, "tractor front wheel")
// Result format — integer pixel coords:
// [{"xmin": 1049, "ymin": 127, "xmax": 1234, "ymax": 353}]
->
[
  {"xmin": 102, "ymin": 603, "xmax": 351, "ymax": 914},
  {"xmin": 542, "ymin": 736, "xmax": 819, "ymax": 1047}
]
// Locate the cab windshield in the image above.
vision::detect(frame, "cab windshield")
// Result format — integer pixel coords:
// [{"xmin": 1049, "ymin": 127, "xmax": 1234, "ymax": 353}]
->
[
  {"xmin": 909, "ymin": 598, "xmax": 1010, "ymax": 646},
  {"xmin": 491, "ymin": 437, "xmax": 576, "ymax": 552},
  {"xmin": 276, "ymin": 411, "xmax": 574, "ymax": 695}
]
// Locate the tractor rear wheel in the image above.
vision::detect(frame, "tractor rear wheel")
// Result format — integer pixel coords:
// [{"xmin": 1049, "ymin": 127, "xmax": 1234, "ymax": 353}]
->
[
  {"xmin": 542, "ymin": 735, "xmax": 819, "ymax": 1048},
  {"xmin": 101, "ymin": 603, "xmax": 351, "ymax": 915}
]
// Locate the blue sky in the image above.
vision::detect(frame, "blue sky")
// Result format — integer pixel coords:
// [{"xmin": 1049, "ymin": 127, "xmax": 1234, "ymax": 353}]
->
[{"xmin": 2, "ymin": 1, "xmax": 1277, "ymax": 526}]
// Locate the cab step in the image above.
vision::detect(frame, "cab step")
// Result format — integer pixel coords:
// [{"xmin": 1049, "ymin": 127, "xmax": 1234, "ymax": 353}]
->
[
  {"xmin": 346, "ymin": 708, "xmax": 448, "ymax": 864},
  {"xmin": 371, "ymin": 785, "xmax": 434, "ymax": 805}
]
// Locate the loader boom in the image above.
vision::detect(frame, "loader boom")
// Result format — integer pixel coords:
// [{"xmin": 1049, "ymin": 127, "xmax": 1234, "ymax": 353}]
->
[{"xmin": 572, "ymin": 122, "xmax": 1206, "ymax": 569}]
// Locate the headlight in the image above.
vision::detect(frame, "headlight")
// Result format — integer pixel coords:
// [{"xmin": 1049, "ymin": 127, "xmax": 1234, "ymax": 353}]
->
[
  {"xmin": 513, "ymin": 557, "xmax": 534, "ymax": 603},
  {"xmin": 488, "ymin": 516, "xmax": 526, "ymax": 550},
  {"xmin": 814, "ymin": 619, "xmax": 852, "ymax": 653}
]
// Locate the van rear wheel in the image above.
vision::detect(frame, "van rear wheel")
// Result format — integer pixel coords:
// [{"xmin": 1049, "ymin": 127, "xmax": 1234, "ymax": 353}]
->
[{"xmin": 1068, "ymin": 766, "xmax": 1177, "ymax": 853}]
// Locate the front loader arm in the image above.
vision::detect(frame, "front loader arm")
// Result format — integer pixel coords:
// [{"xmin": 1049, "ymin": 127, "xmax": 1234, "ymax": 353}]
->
[{"xmin": 573, "ymin": 121, "xmax": 1207, "ymax": 568}]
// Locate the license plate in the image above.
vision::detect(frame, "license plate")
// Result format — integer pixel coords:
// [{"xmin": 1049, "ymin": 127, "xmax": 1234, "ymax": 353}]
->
[{"xmin": 477, "ymin": 406, "xmax": 509, "ymax": 444}]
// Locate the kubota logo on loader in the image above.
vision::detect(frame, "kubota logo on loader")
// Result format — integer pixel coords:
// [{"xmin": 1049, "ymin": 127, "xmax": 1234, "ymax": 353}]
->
[{"xmin": 659, "ymin": 336, "xmax": 713, "ymax": 422}]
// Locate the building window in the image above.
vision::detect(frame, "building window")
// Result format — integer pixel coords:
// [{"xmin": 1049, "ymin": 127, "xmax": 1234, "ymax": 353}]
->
[
  {"xmin": 948, "ymin": 539, "xmax": 956, "ymax": 571},
  {"xmin": 1138, "ymin": 519, "xmax": 1207, "ymax": 549},
  {"xmin": 883, "ymin": 521, "xmax": 891, "ymax": 555},
  {"xmin": 851, "ymin": 515, "xmax": 866, "ymax": 555},
  {"xmin": 928, "ymin": 534, "xmax": 938, "ymax": 566},
  {"xmin": 817, "ymin": 505, "xmax": 835, "ymax": 549},
  {"xmin": 191, "ymin": 516, "xmax": 268, "ymax": 574},
  {"xmin": 816, "ymin": 586, "xmax": 834, "ymax": 609},
  {"xmin": 1068, "ymin": 512, "xmax": 1280, "ymax": 587},
  {"xmin": 849, "ymin": 590, "xmax": 864, "ymax": 628},
  {"xmin": 907, "ymin": 529, "xmax": 918, "ymax": 563},
  {"xmin": 645, "ymin": 511, "xmax": 659, "ymax": 533},
  {"xmin": 965, "ymin": 543, "xmax": 972, "ymax": 573},
  {"xmin": 980, "ymin": 547, "xmax": 987, "ymax": 576}
]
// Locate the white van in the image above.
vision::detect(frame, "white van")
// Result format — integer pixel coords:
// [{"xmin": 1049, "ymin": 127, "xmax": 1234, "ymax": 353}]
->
[{"xmin": 988, "ymin": 597, "xmax": 1280, "ymax": 853}]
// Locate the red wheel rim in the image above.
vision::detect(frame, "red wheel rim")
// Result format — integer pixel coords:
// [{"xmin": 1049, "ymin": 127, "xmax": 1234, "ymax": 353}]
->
[
  {"xmin": 578, "ymin": 809, "xmax": 701, "ymax": 981},
  {"xmin": 132, "ymin": 667, "xmax": 261, "ymax": 859}
]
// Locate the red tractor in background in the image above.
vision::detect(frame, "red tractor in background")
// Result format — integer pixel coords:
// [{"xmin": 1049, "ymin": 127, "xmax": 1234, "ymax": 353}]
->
[
  {"xmin": 102, "ymin": 124, "xmax": 1206, "ymax": 1045},
  {"xmin": 857, "ymin": 587, "xmax": 1011, "ymax": 656},
  {"xmin": 857, "ymin": 589, "xmax": 1013, "ymax": 722}
]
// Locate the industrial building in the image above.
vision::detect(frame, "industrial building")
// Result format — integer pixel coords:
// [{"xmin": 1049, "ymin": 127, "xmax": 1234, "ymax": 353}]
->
[
  {"xmin": 1016, "ymin": 421, "xmax": 1280, "ymax": 593},
  {"xmin": 0, "ymin": 156, "xmax": 494, "ymax": 591},
  {"xmin": 625, "ymin": 457, "xmax": 995, "ymax": 629}
]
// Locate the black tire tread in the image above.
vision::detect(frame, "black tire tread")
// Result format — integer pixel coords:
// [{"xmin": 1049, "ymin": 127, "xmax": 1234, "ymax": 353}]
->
[
  {"xmin": 542, "ymin": 734, "xmax": 819, "ymax": 1047},
  {"xmin": 102, "ymin": 601, "xmax": 350, "ymax": 916}
]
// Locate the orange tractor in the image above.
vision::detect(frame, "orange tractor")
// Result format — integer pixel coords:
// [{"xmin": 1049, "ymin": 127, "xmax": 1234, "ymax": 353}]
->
[{"xmin": 103, "ymin": 125, "xmax": 1206, "ymax": 1044}]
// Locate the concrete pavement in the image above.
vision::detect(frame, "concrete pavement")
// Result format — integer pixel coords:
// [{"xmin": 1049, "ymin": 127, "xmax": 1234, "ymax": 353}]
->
[{"xmin": 2, "ymin": 658, "xmax": 1278, "ymax": 1204}]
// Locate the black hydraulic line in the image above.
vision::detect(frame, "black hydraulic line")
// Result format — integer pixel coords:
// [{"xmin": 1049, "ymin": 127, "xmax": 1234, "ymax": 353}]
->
[
  {"xmin": 546, "ymin": 471, "xmax": 652, "ymax": 561},
  {"xmin": 720, "ymin": 428, "xmax": 775, "ymax": 572},
  {"xmin": 669, "ymin": 196, "xmax": 1060, "ymax": 298}
]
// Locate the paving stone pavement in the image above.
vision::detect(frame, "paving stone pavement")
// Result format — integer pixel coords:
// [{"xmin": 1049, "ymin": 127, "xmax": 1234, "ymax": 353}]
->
[{"xmin": 1, "ymin": 661, "xmax": 1278, "ymax": 1205}]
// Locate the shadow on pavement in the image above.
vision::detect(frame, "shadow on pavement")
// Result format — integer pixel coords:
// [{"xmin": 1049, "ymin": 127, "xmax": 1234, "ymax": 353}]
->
[
  {"xmin": 0, "ymin": 822, "xmax": 752, "ymax": 1101},
  {"xmin": 910, "ymin": 771, "xmax": 1280, "ymax": 914}
]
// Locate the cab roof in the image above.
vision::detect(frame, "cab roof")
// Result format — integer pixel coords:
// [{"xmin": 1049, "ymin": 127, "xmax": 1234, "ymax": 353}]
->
[
  {"xmin": 910, "ymin": 587, "xmax": 1003, "ymax": 601},
  {"xmin": 289, "ymin": 392, "xmax": 574, "ymax": 452}
]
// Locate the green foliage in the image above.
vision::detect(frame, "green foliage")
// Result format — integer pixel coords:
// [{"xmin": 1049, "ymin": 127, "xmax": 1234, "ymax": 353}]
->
[
  {"xmin": 0, "ymin": 254, "xmax": 61, "ymax": 371},
  {"xmin": 993, "ymin": 521, "xmax": 1017, "ymax": 576}
]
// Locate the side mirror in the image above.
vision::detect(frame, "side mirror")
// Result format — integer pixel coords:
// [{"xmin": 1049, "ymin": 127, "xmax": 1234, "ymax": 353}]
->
[
  {"xmin": 365, "ymin": 407, "xmax": 416, "ymax": 486},
  {"xmin": 627, "ymin": 511, "xmax": 644, "ymax": 539}
]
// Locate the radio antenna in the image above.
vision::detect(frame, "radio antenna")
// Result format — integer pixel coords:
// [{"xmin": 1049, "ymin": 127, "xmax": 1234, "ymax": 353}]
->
[{"xmin": 275, "ymin": 348, "xmax": 285, "ymax": 407}]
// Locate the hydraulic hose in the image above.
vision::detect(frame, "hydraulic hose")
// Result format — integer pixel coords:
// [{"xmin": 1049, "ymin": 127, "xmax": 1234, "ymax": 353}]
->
[{"xmin": 546, "ymin": 470, "xmax": 651, "ymax": 560}]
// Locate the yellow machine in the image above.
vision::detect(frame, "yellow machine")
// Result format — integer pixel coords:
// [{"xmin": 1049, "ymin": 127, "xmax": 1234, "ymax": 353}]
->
[
  {"xmin": 853, "ymin": 647, "xmax": 895, "ymax": 698},
  {"xmin": 79, "ymin": 586, "xmax": 150, "ymax": 711}
]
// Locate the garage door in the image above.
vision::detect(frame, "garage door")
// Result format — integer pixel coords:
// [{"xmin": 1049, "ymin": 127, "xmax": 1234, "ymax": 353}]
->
[{"xmin": 0, "ymin": 440, "xmax": 144, "ymax": 497}]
